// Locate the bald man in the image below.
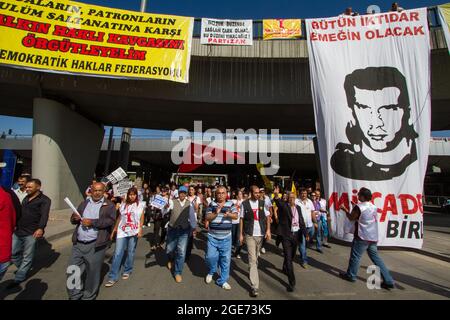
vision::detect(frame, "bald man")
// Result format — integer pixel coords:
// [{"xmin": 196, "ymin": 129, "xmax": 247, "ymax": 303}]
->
[{"xmin": 66, "ymin": 182, "xmax": 116, "ymax": 300}]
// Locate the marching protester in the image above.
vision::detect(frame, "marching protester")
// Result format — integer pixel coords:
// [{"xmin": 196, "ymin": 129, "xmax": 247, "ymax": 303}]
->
[
  {"xmin": 204, "ymin": 186, "xmax": 238, "ymax": 290},
  {"xmin": 259, "ymin": 187, "xmax": 273, "ymax": 255},
  {"xmin": 311, "ymin": 191, "xmax": 324, "ymax": 253},
  {"xmin": 66, "ymin": 182, "xmax": 116, "ymax": 300},
  {"xmin": 0, "ymin": 186, "xmax": 17, "ymax": 282},
  {"xmin": 339, "ymin": 188, "xmax": 395, "ymax": 289},
  {"xmin": 8, "ymin": 179, "xmax": 50, "ymax": 289},
  {"xmin": 316, "ymin": 190, "xmax": 331, "ymax": 248},
  {"xmin": 105, "ymin": 187, "xmax": 145, "ymax": 287},
  {"xmin": 273, "ymin": 188, "xmax": 307, "ymax": 292},
  {"xmin": 13, "ymin": 175, "xmax": 29, "ymax": 203},
  {"xmin": 166, "ymin": 186, "xmax": 197, "ymax": 283},
  {"xmin": 240, "ymin": 185, "xmax": 271, "ymax": 297},
  {"xmin": 296, "ymin": 189, "xmax": 317, "ymax": 268},
  {"xmin": 231, "ymin": 190, "xmax": 244, "ymax": 259},
  {"xmin": 142, "ymin": 187, "xmax": 152, "ymax": 227},
  {"xmin": 85, "ymin": 179, "xmax": 97, "ymax": 199},
  {"xmin": 151, "ymin": 187, "xmax": 173, "ymax": 250},
  {"xmin": 186, "ymin": 186, "xmax": 201, "ymax": 260}
]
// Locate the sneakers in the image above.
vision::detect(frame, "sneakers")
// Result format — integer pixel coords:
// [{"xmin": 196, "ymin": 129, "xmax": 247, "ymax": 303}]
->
[
  {"xmin": 250, "ymin": 288, "xmax": 259, "ymax": 297},
  {"xmin": 222, "ymin": 282, "xmax": 231, "ymax": 290},
  {"xmin": 287, "ymin": 284, "xmax": 295, "ymax": 292},
  {"xmin": 122, "ymin": 274, "xmax": 130, "ymax": 280},
  {"xmin": 317, "ymin": 249, "xmax": 323, "ymax": 254},
  {"xmin": 205, "ymin": 274, "xmax": 213, "ymax": 284},
  {"xmin": 105, "ymin": 280, "xmax": 117, "ymax": 287},
  {"xmin": 175, "ymin": 275, "xmax": 182, "ymax": 283},
  {"xmin": 339, "ymin": 272, "xmax": 356, "ymax": 282},
  {"xmin": 260, "ymin": 247, "xmax": 266, "ymax": 254},
  {"xmin": 300, "ymin": 263, "xmax": 308, "ymax": 269}
]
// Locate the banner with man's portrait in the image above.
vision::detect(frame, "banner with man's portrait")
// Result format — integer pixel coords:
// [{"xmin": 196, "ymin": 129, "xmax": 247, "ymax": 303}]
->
[{"xmin": 306, "ymin": 8, "xmax": 431, "ymax": 248}]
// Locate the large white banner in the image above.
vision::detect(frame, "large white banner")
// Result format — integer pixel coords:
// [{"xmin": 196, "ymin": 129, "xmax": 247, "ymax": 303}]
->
[
  {"xmin": 306, "ymin": 8, "xmax": 431, "ymax": 248},
  {"xmin": 201, "ymin": 18, "xmax": 253, "ymax": 45}
]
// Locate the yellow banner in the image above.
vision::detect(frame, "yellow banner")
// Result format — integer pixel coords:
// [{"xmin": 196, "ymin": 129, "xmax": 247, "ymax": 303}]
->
[
  {"xmin": 0, "ymin": 0, "xmax": 194, "ymax": 82},
  {"xmin": 263, "ymin": 19, "xmax": 302, "ymax": 40},
  {"xmin": 438, "ymin": 3, "xmax": 450, "ymax": 54}
]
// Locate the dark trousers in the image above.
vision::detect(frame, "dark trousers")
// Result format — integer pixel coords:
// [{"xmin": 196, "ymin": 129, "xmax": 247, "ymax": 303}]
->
[
  {"xmin": 144, "ymin": 208, "xmax": 152, "ymax": 225},
  {"xmin": 66, "ymin": 242, "xmax": 107, "ymax": 300},
  {"xmin": 282, "ymin": 232, "xmax": 300, "ymax": 287},
  {"xmin": 152, "ymin": 216, "xmax": 168, "ymax": 247},
  {"xmin": 231, "ymin": 223, "xmax": 241, "ymax": 255}
]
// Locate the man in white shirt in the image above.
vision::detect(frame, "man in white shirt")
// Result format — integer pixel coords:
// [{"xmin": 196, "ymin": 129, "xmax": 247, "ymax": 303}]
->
[
  {"xmin": 296, "ymin": 189, "xmax": 319, "ymax": 268},
  {"xmin": 259, "ymin": 188, "xmax": 273, "ymax": 254},
  {"xmin": 240, "ymin": 186, "xmax": 271, "ymax": 298},
  {"xmin": 316, "ymin": 190, "xmax": 331, "ymax": 248},
  {"xmin": 186, "ymin": 186, "xmax": 201, "ymax": 260},
  {"xmin": 13, "ymin": 175, "xmax": 29, "ymax": 203}
]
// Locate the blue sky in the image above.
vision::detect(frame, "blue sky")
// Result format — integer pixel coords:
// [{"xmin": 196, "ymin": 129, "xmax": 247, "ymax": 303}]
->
[{"xmin": 0, "ymin": 0, "xmax": 447, "ymax": 137}]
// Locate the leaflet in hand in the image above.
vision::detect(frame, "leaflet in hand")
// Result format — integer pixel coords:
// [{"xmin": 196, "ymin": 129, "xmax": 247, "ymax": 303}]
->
[{"xmin": 64, "ymin": 197, "xmax": 82, "ymax": 219}]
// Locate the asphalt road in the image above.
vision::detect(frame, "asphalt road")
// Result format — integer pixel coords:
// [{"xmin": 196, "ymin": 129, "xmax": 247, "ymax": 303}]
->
[{"xmin": 1, "ymin": 226, "xmax": 449, "ymax": 300}]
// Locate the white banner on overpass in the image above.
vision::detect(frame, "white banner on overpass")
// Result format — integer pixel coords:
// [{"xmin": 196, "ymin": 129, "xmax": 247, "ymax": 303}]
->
[
  {"xmin": 201, "ymin": 18, "xmax": 253, "ymax": 45},
  {"xmin": 306, "ymin": 8, "xmax": 431, "ymax": 248}
]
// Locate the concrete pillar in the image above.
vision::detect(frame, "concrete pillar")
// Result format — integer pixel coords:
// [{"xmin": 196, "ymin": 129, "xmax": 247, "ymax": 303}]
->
[{"xmin": 32, "ymin": 98, "xmax": 104, "ymax": 210}]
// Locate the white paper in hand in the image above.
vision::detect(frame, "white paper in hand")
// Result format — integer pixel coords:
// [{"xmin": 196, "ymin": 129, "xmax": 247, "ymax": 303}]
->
[{"xmin": 64, "ymin": 197, "xmax": 82, "ymax": 219}]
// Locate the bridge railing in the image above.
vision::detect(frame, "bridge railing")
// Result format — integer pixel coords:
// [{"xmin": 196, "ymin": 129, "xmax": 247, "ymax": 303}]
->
[
  {"xmin": 1, "ymin": 133, "xmax": 449, "ymax": 142},
  {"xmin": 192, "ymin": 7, "xmax": 442, "ymax": 40}
]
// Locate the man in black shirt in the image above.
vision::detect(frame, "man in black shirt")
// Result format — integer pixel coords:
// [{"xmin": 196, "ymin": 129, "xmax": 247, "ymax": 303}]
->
[{"xmin": 8, "ymin": 178, "xmax": 51, "ymax": 289}]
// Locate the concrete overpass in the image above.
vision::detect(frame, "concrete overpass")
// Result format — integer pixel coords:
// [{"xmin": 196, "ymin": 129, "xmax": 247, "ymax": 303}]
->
[{"xmin": 0, "ymin": 13, "xmax": 449, "ymax": 209}]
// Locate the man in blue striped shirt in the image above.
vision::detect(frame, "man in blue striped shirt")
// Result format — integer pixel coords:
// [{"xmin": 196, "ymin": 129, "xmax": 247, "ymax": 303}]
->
[{"xmin": 204, "ymin": 186, "xmax": 238, "ymax": 290}]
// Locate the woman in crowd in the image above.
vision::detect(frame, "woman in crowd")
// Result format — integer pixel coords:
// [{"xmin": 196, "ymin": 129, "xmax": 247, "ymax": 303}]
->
[
  {"xmin": 106, "ymin": 187, "xmax": 145, "ymax": 287},
  {"xmin": 142, "ymin": 186, "xmax": 152, "ymax": 227},
  {"xmin": 150, "ymin": 188, "xmax": 172, "ymax": 250},
  {"xmin": 231, "ymin": 190, "xmax": 244, "ymax": 258}
]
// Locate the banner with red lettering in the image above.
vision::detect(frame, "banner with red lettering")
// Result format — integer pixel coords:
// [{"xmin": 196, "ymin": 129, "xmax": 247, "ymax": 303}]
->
[{"xmin": 306, "ymin": 8, "xmax": 431, "ymax": 248}]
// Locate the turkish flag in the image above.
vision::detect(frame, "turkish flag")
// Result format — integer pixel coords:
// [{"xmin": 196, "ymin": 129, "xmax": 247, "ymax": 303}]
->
[{"xmin": 178, "ymin": 143, "xmax": 243, "ymax": 173}]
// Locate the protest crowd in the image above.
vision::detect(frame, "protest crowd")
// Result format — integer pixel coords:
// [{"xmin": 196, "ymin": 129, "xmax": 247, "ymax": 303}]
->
[
  {"xmin": 0, "ymin": 2, "xmax": 419, "ymax": 299},
  {"xmin": 0, "ymin": 172, "xmax": 395, "ymax": 299}
]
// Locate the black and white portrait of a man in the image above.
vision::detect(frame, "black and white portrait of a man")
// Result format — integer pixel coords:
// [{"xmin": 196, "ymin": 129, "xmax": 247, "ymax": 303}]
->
[{"xmin": 330, "ymin": 66, "xmax": 418, "ymax": 181}]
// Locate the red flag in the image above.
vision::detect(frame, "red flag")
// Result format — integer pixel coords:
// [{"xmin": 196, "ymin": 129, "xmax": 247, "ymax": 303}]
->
[{"xmin": 178, "ymin": 143, "xmax": 243, "ymax": 173}]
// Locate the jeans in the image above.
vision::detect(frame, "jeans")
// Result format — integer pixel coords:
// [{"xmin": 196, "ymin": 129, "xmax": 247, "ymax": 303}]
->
[
  {"xmin": 205, "ymin": 234, "xmax": 232, "ymax": 286},
  {"xmin": 11, "ymin": 234, "xmax": 37, "ymax": 282},
  {"xmin": 346, "ymin": 237, "xmax": 395, "ymax": 285},
  {"xmin": 166, "ymin": 226, "xmax": 190, "ymax": 276},
  {"xmin": 108, "ymin": 236, "xmax": 138, "ymax": 281},
  {"xmin": 299, "ymin": 228, "xmax": 315, "ymax": 265},
  {"xmin": 231, "ymin": 224, "xmax": 241, "ymax": 254},
  {"xmin": 0, "ymin": 261, "xmax": 10, "ymax": 281}
]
